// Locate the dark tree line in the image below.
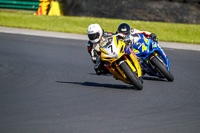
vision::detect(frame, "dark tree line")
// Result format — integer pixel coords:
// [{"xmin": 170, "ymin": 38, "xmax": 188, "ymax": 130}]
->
[{"xmin": 168, "ymin": 0, "xmax": 199, "ymax": 3}]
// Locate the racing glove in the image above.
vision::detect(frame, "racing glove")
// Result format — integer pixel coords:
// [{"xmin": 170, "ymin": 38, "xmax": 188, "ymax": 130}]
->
[
  {"xmin": 116, "ymin": 33, "xmax": 125, "ymax": 39},
  {"xmin": 150, "ymin": 33, "xmax": 158, "ymax": 43}
]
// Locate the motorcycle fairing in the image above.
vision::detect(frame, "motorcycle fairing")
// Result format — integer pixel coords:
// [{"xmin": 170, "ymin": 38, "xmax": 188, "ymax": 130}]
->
[
  {"xmin": 133, "ymin": 34, "xmax": 170, "ymax": 71},
  {"xmin": 100, "ymin": 36, "xmax": 142, "ymax": 83}
]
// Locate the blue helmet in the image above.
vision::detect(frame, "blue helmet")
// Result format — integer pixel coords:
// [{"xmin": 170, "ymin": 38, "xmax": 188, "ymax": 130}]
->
[{"xmin": 117, "ymin": 23, "xmax": 131, "ymax": 35}]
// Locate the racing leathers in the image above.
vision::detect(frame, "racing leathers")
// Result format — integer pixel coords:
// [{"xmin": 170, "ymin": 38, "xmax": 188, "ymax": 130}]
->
[
  {"xmin": 119, "ymin": 28, "xmax": 157, "ymax": 48},
  {"xmin": 87, "ymin": 32, "xmax": 113, "ymax": 75},
  {"xmin": 116, "ymin": 28, "xmax": 157, "ymax": 75}
]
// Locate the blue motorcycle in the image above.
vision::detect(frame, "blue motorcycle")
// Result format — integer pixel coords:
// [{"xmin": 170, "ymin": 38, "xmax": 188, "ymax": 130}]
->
[{"xmin": 132, "ymin": 34, "xmax": 174, "ymax": 82}]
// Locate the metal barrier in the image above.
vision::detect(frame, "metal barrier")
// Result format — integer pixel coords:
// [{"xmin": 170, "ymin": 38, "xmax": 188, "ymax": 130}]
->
[{"xmin": 0, "ymin": 0, "xmax": 40, "ymax": 11}]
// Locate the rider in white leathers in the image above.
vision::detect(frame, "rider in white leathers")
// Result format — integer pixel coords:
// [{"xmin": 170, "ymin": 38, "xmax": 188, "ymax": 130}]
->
[{"xmin": 87, "ymin": 23, "xmax": 113, "ymax": 75}]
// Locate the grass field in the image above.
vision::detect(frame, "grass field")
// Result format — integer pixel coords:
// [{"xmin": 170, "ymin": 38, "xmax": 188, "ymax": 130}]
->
[{"xmin": 0, "ymin": 11, "xmax": 200, "ymax": 44}]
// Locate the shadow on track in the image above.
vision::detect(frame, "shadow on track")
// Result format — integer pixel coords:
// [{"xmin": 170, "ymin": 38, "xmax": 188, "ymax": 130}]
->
[
  {"xmin": 55, "ymin": 81, "xmax": 137, "ymax": 90},
  {"xmin": 90, "ymin": 73, "xmax": 167, "ymax": 82},
  {"xmin": 142, "ymin": 76, "xmax": 167, "ymax": 82}
]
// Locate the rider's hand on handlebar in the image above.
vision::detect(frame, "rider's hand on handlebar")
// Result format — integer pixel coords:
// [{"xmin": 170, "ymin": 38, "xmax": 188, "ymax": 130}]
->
[
  {"xmin": 117, "ymin": 33, "xmax": 125, "ymax": 39},
  {"xmin": 150, "ymin": 33, "xmax": 158, "ymax": 43}
]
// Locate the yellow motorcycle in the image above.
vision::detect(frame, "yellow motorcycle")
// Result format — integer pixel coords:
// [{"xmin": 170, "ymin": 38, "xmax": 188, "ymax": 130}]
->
[{"xmin": 99, "ymin": 35, "xmax": 143, "ymax": 90}]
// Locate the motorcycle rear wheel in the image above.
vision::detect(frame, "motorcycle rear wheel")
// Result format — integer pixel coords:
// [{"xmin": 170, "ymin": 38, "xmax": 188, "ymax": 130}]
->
[
  {"xmin": 119, "ymin": 61, "xmax": 143, "ymax": 90},
  {"xmin": 151, "ymin": 57, "xmax": 174, "ymax": 82}
]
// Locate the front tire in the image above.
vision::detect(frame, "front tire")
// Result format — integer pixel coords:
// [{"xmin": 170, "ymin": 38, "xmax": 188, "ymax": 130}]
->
[
  {"xmin": 119, "ymin": 61, "xmax": 143, "ymax": 90},
  {"xmin": 151, "ymin": 57, "xmax": 174, "ymax": 82}
]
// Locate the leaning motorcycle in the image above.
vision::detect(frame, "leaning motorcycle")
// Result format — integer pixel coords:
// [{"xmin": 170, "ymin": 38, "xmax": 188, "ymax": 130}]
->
[
  {"xmin": 99, "ymin": 35, "xmax": 143, "ymax": 90},
  {"xmin": 132, "ymin": 34, "xmax": 174, "ymax": 82}
]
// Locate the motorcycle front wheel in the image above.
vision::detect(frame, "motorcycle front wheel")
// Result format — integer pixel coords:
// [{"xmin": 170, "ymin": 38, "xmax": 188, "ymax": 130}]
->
[
  {"xmin": 119, "ymin": 61, "xmax": 143, "ymax": 90},
  {"xmin": 151, "ymin": 57, "xmax": 174, "ymax": 82}
]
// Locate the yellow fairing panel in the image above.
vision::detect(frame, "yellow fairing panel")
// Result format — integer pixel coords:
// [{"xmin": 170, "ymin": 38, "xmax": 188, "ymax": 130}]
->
[
  {"xmin": 107, "ymin": 65, "xmax": 131, "ymax": 84},
  {"xmin": 125, "ymin": 59, "xmax": 136, "ymax": 72},
  {"xmin": 129, "ymin": 54, "xmax": 142, "ymax": 77}
]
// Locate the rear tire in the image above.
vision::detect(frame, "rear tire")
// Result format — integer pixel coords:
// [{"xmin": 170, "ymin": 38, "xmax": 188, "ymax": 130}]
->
[
  {"xmin": 120, "ymin": 61, "xmax": 143, "ymax": 90},
  {"xmin": 151, "ymin": 57, "xmax": 174, "ymax": 82}
]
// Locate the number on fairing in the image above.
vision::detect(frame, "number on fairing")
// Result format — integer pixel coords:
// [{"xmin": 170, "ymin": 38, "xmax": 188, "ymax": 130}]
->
[{"xmin": 108, "ymin": 45, "xmax": 113, "ymax": 53}]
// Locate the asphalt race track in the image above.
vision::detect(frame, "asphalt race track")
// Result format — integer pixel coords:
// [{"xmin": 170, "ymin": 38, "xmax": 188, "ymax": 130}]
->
[{"xmin": 0, "ymin": 33, "xmax": 200, "ymax": 133}]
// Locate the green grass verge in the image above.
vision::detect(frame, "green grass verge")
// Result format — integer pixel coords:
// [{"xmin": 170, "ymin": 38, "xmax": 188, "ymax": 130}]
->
[{"xmin": 0, "ymin": 11, "xmax": 200, "ymax": 44}]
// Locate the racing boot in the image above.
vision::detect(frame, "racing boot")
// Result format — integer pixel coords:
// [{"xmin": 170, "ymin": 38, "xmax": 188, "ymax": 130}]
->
[{"xmin": 94, "ymin": 56, "xmax": 104, "ymax": 75}]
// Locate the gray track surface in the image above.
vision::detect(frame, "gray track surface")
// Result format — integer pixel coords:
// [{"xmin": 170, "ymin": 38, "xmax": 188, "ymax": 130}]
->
[
  {"xmin": 0, "ymin": 32, "xmax": 200, "ymax": 133},
  {"xmin": 1, "ymin": 26, "xmax": 200, "ymax": 51}
]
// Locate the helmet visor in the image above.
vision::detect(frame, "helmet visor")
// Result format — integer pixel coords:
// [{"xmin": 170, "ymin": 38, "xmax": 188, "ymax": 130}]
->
[
  {"xmin": 88, "ymin": 33, "xmax": 100, "ymax": 41},
  {"xmin": 121, "ymin": 31, "xmax": 130, "ymax": 36},
  {"xmin": 119, "ymin": 27, "xmax": 130, "ymax": 35}
]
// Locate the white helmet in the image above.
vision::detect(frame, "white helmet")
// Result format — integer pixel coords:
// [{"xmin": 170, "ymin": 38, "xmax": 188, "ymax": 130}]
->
[{"xmin": 87, "ymin": 24, "xmax": 103, "ymax": 43}]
